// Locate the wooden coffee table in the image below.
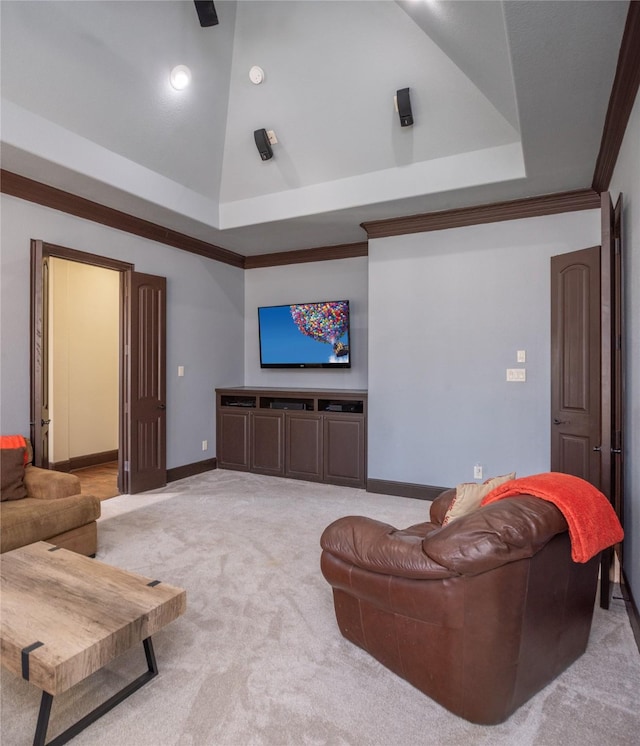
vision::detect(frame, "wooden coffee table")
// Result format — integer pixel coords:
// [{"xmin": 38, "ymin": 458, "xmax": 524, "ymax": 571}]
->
[{"xmin": 1, "ymin": 541, "xmax": 186, "ymax": 746}]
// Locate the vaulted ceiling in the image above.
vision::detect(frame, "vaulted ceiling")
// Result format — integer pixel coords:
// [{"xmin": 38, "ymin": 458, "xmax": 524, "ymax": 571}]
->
[{"xmin": 0, "ymin": 1, "xmax": 630, "ymax": 257}]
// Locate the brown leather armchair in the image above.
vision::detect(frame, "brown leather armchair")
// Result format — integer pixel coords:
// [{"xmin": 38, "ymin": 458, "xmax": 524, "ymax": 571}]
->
[{"xmin": 320, "ymin": 488, "xmax": 600, "ymax": 725}]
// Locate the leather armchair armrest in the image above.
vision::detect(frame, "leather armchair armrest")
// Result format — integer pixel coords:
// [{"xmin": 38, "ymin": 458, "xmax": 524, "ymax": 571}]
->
[
  {"xmin": 320, "ymin": 515, "xmax": 454, "ymax": 579},
  {"xmin": 23, "ymin": 465, "xmax": 82, "ymax": 500},
  {"xmin": 429, "ymin": 488, "xmax": 455, "ymax": 525}
]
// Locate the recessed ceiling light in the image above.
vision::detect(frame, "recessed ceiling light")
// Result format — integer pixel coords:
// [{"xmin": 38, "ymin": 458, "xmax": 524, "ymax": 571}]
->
[{"xmin": 170, "ymin": 65, "xmax": 191, "ymax": 90}]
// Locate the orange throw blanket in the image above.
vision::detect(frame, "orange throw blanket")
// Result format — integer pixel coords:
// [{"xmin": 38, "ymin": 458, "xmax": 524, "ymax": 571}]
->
[{"xmin": 481, "ymin": 472, "xmax": 623, "ymax": 563}]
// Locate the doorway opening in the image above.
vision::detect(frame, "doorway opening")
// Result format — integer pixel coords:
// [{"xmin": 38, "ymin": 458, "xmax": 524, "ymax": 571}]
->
[
  {"xmin": 31, "ymin": 240, "xmax": 168, "ymax": 495},
  {"xmin": 30, "ymin": 241, "xmax": 133, "ymax": 494},
  {"xmin": 48, "ymin": 257, "xmax": 120, "ymax": 492}
]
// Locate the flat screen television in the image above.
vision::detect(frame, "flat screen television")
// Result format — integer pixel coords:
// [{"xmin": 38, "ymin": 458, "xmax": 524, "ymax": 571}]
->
[{"xmin": 258, "ymin": 300, "xmax": 351, "ymax": 369}]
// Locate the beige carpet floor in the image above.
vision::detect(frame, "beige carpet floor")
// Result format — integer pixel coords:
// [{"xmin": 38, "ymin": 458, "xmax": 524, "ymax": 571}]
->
[{"xmin": 1, "ymin": 470, "xmax": 639, "ymax": 745}]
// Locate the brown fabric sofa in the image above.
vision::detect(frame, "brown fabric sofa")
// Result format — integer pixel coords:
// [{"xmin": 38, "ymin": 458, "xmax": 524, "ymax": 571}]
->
[
  {"xmin": 320, "ymin": 487, "xmax": 600, "ymax": 725},
  {"xmin": 1, "ymin": 463, "xmax": 101, "ymax": 556}
]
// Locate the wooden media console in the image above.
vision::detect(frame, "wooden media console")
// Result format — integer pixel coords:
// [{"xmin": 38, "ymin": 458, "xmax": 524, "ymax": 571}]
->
[{"xmin": 216, "ymin": 387, "xmax": 367, "ymax": 488}]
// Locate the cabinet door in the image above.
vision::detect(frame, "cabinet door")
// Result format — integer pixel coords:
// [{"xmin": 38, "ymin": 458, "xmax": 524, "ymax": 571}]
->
[
  {"xmin": 285, "ymin": 414, "xmax": 323, "ymax": 481},
  {"xmin": 217, "ymin": 411, "xmax": 250, "ymax": 470},
  {"xmin": 323, "ymin": 415, "xmax": 366, "ymax": 487},
  {"xmin": 250, "ymin": 412, "xmax": 285, "ymax": 475}
]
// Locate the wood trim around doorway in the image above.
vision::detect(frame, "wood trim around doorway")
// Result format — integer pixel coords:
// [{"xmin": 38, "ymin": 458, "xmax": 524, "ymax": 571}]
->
[{"xmin": 30, "ymin": 241, "xmax": 133, "ymax": 490}]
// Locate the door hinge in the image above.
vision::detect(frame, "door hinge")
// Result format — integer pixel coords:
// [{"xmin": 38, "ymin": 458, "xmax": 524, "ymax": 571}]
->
[
  {"xmin": 124, "ymin": 461, "xmax": 130, "ymax": 472},
  {"xmin": 616, "ymin": 335, "xmax": 622, "ymax": 351},
  {"xmin": 614, "ymin": 237, "xmax": 621, "ymax": 255}
]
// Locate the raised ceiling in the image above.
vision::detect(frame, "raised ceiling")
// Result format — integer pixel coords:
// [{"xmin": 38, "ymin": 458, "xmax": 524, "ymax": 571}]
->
[{"xmin": 0, "ymin": 0, "xmax": 630, "ymax": 257}]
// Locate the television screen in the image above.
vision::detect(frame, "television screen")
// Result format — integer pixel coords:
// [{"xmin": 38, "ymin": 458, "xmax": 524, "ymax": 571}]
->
[{"xmin": 258, "ymin": 300, "xmax": 350, "ymax": 368}]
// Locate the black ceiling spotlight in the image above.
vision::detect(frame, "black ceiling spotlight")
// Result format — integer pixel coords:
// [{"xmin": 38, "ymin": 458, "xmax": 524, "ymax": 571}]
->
[
  {"xmin": 194, "ymin": 1, "xmax": 219, "ymax": 27},
  {"xmin": 395, "ymin": 87, "xmax": 414, "ymax": 127},
  {"xmin": 254, "ymin": 129, "xmax": 273, "ymax": 161}
]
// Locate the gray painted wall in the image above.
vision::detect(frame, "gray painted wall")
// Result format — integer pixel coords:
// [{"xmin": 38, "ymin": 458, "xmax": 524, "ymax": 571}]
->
[
  {"xmin": 3, "ymin": 186, "xmax": 633, "ymax": 610},
  {"xmin": 0, "ymin": 194, "xmax": 245, "ymax": 468},
  {"xmin": 610, "ymin": 86, "xmax": 640, "ymax": 607},
  {"xmin": 368, "ymin": 210, "xmax": 601, "ymax": 488},
  {"xmin": 243, "ymin": 258, "xmax": 368, "ymax": 390}
]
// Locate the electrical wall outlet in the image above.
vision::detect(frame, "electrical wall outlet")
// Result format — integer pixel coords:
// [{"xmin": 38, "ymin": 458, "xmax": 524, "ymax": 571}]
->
[
  {"xmin": 506, "ymin": 368, "xmax": 526, "ymax": 382},
  {"xmin": 202, "ymin": 440, "xmax": 208, "ymax": 451},
  {"xmin": 474, "ymin": 463, "xmax": 483, "ymax": 480}
]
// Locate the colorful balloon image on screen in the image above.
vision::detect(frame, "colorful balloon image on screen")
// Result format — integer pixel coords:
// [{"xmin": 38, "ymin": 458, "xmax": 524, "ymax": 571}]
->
[{"xmin": 290, "ymin": 301, "xmax": 349, "ymax": 353}]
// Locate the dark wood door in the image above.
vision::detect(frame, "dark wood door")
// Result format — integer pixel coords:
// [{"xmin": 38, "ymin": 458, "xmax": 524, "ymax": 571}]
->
[
  {"xmin": 217, "ymin": 411, "xmax": 250, "ymax": 470},
  {"xmin": 600, "ymin": 192, "xmax": 625, "ymax": 608},
  {"xmin": 323, "ymin": 415, "xmax": 366, "ymax": 487},
  {"xmin": 611, "ymin": 195, "xmax": 624, "ymax": 553},
  {"xmin": 550, "ymin": 246, "xmax": 602, "ymax": 484},
  {"xmin": 127, "ymin": 272, "xmax": 167, "ymax": 493},
  {"xmin": 551, "ymin": 192, "xmax": 624, "ymax": 610},
  {"xmin": 30, "ymin": 241, "xmax": 50, "ymax": 467},
  {"xmin": 285, "ymin": 414, "xmax": 323, "ymax": 481},
  {"xmin": 250, "ymin": 411, "xmax": 284, "ymax": 476}
]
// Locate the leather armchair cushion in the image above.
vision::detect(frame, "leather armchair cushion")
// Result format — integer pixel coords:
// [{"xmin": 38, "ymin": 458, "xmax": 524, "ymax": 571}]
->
[
  {"xmin": 321, "ymin": 516, "xmax": 452, "ymax": 579},
  {"xmin": 321, "ymin": 495, "xmax": 568, "ymax": 580},
  {"xmin": 423, "ymin": 496, "xmax": 568, "ymax": 575}
]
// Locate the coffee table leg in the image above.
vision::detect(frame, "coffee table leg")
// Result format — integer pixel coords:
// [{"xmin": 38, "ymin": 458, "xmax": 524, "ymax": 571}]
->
[
  {"xmin": 143, "ymin": 636, "xmax": 158, "ymax": 675},
  {"xmin": 32, "ymin": 637, "xmax": 159, "ymax": 746},
  {"xmin": 33, "ymin": 692, "xmax": 53, "ymax": 746}
]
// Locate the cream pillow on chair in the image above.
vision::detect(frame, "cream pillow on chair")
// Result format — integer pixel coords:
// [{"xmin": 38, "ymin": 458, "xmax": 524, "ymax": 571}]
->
[{"xmin": 442, "ymin": 472, "xmax": 516, "ymax": 526}]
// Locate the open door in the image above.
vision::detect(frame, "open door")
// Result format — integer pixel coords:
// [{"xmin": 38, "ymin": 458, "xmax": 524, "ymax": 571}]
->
[
  {"xmin": 30, "ymin": 241, "xmax": 50, "ymax": 466},
  {"xmin": 31, "ymin": 240, "xmax": 127, "ymax": 469},
  {"xmin": 550, "ymin": 245, "xmax": 602, "ymax": 484},
  {"xmin": 125, "ymin": 272, "xmax": 167, "ymax": 493},
  {"xmin": 600, "ymin": 192, "xmax": 625, "ymax": 608},
  {"xmin": 611, "ymin": 195, "xmax": 624, "ymax": 559},
  {"xmin": 550, "ymin": 192, "xmax": 624, "ymax": 610},
  {"xmin": 31, "ymin": 243, "xmax": 172, "ymax": 500}
]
